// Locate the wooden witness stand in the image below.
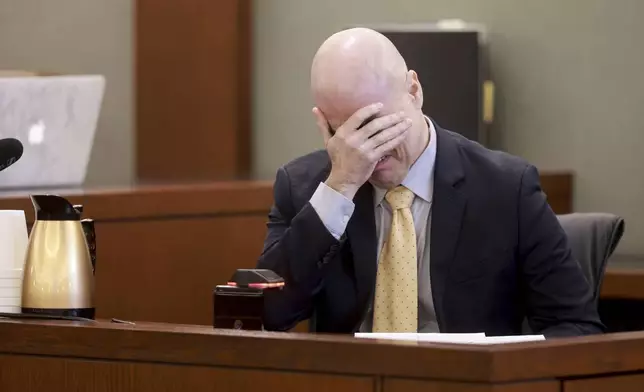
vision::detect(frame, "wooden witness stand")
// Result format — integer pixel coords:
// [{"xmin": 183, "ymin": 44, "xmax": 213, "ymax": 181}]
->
[
  {"xmin": 1, "ymin": 318, "xmax": 644, "ymax": 391},
  {"xmin": 0, "ymin": 174, "xmax": 573, "ymax": 327}
]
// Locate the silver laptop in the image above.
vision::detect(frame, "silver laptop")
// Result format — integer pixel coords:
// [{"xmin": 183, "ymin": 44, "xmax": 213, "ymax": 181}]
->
[{"xmin": 0, "ymin": 74, "xmax": 105, "ymax": 188}]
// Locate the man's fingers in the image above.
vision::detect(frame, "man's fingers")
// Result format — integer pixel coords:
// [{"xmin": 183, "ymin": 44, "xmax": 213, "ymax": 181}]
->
[
  {"xmin": 362, "ymin": 118, "xmax": 412, "ymax": 151},
  {"xmin": 370, "ymin": 131, "xmax": 409, "ymax": 161},
  {"xmin": 342, "ymin": 102, "xmax": 383, "ymax": 133},
  {"xmin": 357, "ymin": 111, "xmax": 408, "ymax": 141},
  {"xmin": 312, "ymin": 107, "xmax": 332, "ymax": 144}
]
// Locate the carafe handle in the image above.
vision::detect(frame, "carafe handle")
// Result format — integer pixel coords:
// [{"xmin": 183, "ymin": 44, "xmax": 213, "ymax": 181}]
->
[{"xmin": 80, "ymin": 219, "xmax": 96, "ymax": 274}]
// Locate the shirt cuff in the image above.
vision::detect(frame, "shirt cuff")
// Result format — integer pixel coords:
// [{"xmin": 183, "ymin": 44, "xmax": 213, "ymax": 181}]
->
[{"xmin": 309, "ymin": 182, "xmax": 355, "ymax": 240}]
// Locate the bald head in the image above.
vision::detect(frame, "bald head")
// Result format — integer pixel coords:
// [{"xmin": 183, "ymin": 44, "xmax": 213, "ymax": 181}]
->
[
  {"xmin": 311, "ymin": 28, "xmax": 409, "ymax": 123},
  {"xmin": 310, "ymin": 28, "xmax": 429, "ymax": 190}
]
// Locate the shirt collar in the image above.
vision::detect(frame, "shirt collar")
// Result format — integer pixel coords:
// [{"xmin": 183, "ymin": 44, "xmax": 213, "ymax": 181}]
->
[{"xmin": 373, "ymin": 115, "xmax": 437, "ymax": 206}]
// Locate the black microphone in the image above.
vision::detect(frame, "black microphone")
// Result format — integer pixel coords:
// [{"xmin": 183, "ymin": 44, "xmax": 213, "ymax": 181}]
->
[{"xmin": 0, "ymin": 138, "xmax": 24, "ymax": 172}]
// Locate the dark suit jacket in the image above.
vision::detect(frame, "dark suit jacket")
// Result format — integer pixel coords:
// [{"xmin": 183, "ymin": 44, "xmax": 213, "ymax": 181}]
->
[{"xmin": 257, "ymin": 124, "xmax": 605, "ymax": 337}]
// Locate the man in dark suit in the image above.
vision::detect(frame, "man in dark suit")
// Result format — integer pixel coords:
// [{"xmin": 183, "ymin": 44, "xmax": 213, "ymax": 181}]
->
[{"xmin": 257, "ymin": 27, "xmax": 604, "ymax": 337}]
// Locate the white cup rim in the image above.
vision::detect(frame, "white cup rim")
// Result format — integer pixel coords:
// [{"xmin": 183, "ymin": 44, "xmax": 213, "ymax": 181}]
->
[
  {"xmin": 0, "ymin": 269, "xmax": 23, "ymax": 275},
  {"xmin": 0, "ymin": 271, "xmax": 23, "ymax": 279}
]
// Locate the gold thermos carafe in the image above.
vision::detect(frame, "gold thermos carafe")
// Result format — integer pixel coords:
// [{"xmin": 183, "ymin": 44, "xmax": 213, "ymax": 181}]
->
[{"xmin": 21, "ymin": 195, "xmax": 95, "ymax": 319}]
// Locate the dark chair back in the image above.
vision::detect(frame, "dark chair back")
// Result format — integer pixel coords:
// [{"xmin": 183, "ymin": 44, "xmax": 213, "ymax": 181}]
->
[
  {"xmin": 557, "ymin": 213, "xmax": 625, "ymax": 303},
  {"xmin": 522, "ymin": 212, "xmax": 625, "ymax": 334}
]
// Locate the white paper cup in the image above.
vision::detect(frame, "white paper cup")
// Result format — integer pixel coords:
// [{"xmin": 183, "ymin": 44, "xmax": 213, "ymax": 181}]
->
[
  {"xmin": 0, "ymin": 287, "xmax": 21, "ymax": 297},
  {"xmin": 0, "ymin": 210, "xmax": 28, "ymax": 270},
  {"xmin": 0, "ymin": 305, "xmax": 20, "ymax": 313},
  {"xmin": 0, "ymin": 268, "xmax": 23, "ymax": 279},
  {"xmin": 0, "ymin": 297, "xmax": 21, "ymax": 306},
  {"xmin": 0, "ymin": 279, "xmax": 22, "ymax": 289},
  {"xmin": 0, "ymin": 268, "xmax": 22, "ymax": 289}
]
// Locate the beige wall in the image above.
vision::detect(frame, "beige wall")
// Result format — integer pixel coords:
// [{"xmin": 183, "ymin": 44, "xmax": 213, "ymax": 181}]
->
[
  {"xmin": 0, "ymin": 0, "xmax": 133, "ymax": 186},
  {"xmin": 253, "ymin": 0, "xmax": 644, "ymax": 254},
  {"xmin": 1, "ymin": 1, "xmax": 643, "ymax": 254}
]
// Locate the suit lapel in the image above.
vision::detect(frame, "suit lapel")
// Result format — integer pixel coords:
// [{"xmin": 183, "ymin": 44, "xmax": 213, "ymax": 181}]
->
[
  {"xmin": 346, "ymin": 183, "xmax": 377, "ymax": 320},
  {"xmin": 430, "ymin": 126, "xmax": 467, "ymax": 329}
]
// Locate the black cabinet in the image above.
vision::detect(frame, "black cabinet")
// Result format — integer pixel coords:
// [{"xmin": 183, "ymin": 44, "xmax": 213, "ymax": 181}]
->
[{"xmin": 377, "ymin": 25, "xmax": 490, "ymax": 144}]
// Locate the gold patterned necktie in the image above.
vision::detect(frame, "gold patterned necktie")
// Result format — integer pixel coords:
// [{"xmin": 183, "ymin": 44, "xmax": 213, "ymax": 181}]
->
[{"xmin": 372, "ymin": 185, "xmax": 418, "ymax": 332}]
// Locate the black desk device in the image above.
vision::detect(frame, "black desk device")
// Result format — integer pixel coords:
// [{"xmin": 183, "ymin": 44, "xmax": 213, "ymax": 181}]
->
[{"xmin": 213, "ymin": 269, "xmax": 284, "ymax": 330}]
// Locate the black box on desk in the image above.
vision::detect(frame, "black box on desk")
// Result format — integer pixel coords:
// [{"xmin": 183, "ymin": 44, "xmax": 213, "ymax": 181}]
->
[
  {"xmin": 213, "ymin": 269, "xmax": 285, "ymax": 331},
  {"xmin": 213, "ymin": 285, "xmax": 265, "ymax": 330}
]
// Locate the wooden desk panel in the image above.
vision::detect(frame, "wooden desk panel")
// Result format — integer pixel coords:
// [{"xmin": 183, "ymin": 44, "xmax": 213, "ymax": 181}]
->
[
  {"xmin": 601, "ymin": 268, "xmax": 644, "ymax": 300},
  {"xmin": 0, "ymin": 355, "xmax": 374, "ymax": 392},
  {"xmin": 0, "ymin": 181, "xmax": 274, "ymax": 222},
  {"xmin": 95, "ymin": 215, "xmax": 266, "ymax": 324},
  {"xmin": 601, "ymin": 256, "xmax": 644, "ymax": 300},
  {"xmin": 384, "ymin": 379, "xmax": 559, "ymax": 392},
  {"xmin": 539, "ymin": 172, "xmax": 573, "ymax": 215},
  {"xmin": 598, "ymin": 256, "xmax": 644, "ymax": 332},
  {"xmin": 565, "ymin": 374, "xmax": 644, "ymax": 392},
  {"xmin": 136, "ymin": 0, "xmax": 252, "ymax": 181},
  {"xmin": 3, "ymin": 320, "xmax": 644, "ymax": 390}
]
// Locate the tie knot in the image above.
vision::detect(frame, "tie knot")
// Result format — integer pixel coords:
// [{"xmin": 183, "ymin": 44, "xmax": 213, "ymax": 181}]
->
[{"xmin": 385, "ymin": 186, "xmax": 415, "ymax": 210}]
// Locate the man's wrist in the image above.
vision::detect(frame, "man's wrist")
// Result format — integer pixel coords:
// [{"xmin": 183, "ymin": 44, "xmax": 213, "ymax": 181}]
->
[
  {"xmin": 325, "ymin": 175, "xmax": 360, "ymax": 200},
  {"xmin": 309, "ymin": 182, "xmax": 355, "ymax": 240}
]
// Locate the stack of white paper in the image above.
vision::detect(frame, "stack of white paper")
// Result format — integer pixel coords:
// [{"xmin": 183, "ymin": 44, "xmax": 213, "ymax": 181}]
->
[
  {"xmin": 354, "ymin": 332, "xmax": 545, "ymax": 345},
  {"xmin": 477, "ymin": 335, "xmax": 546, "ymax": 344}
]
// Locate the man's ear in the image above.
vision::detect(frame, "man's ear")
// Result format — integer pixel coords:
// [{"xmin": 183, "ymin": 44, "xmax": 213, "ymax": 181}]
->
[
  {"xmin": 407, "ymin": 70, "xmax": 424, "ymax": 109},
  {"xmin": 312, "ymin": 107, "xmax": 333, "ymax": 146}
]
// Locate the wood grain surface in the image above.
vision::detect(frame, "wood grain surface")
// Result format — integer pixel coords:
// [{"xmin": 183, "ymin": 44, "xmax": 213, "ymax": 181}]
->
[
  {"xmin": 136, "ymin": 0, "xmax": 252, "ymax": 181},
  {"xmin": 384, "ymin": 379, "xmax": 560, "ymax": 392},
  {"xmin": 601, "ymin": 255, "xmax": 644, "ymax": 300},
  {"xmin": 564, "ymin": 374, "xmax": 644, "ymax": 392},
  {"xmin": 1, "ymin": 319, "xmax": 644, "ymax": 383},
  {"xmin": 0, "ymin": 355, "xmax": 374, "ymax": 392},
  {"xmin": 539, "ymin": 171, "xmax": 573, "ymax": 214}
]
